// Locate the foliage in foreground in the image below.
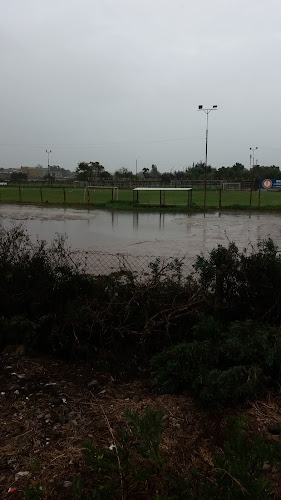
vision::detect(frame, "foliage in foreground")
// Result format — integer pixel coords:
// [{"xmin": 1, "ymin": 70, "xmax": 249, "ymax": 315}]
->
[
  {"xmin": 0, "ymin": 224, "xmax": 198, "ymax": 363},
  {"xmin": 2, "ymin": 225, "xmax": 281, "ymax": 409},
  {"xmin": 69, "ymin": 410, "xmax": 281, "ymax": 500},
  {"xmin": 71, "ymin": 407, "xmax": 173, "ymax": 500},
  {"xmin": 2, "ymin": 225, "xmax": 281, "ymax": 498},
  {"xmin": 191, "ymin": 415, "xmax": 281, "ymax": 500},
  {"xmin": 151, "ymin": 316, "xmax": 281, "ymax": 409},
  {"xmin": 194, "ymin": 237, "xmax": 281, "ymax": 322}
]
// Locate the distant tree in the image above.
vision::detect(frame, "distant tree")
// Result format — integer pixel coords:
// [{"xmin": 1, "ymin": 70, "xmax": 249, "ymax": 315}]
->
[
  {"xmin": 114, "ymin": 167, "xmax": 134, "ymax": 178},
  {"xmin": 99, "ymin": 170, "xmax": 113, "ymax": 179},
  {"xmin": 160, "ymin": 172, "xmax": 174, "ymax": 183},
  {"xmin": 151, "ymin": 164, "xmax": 160, "ymax": 176},
  {"xmin": 10, "ymin": 172, "xmax": 27, "ymax": 183},
  {"xmin": 76, "ymin": 162, "xmax": 92, "ymax": 181},
  {"xmin": 173, "ymin": 169, "xmax": 187, "ymax": 180},
  {"xmin": 75, "ymin": 162, "xmax": 105, "ymax": 181},
  {"xmin": 142, "ymin": 167, "xmax": 150, "ymax": 178},
  {"xmin": 217, "ymin": 166, "xmax": 231, "ymax": 180},
  {"xmin": 185, "ymin": 162, "xmax": 205, "ymax": 179},
  {"xmin": 89, "ymin": 161, "xmax": 105, "ymax": 177},
  {"xmin": 50, "ymin": 165, "xmax": 74, "ymax": 178},
  {"xmin": 216, "ymin": 164, "xmax": 247, "ymax": 181},
  {"xmin": 231, "ymin": 163, "xmax": 245, "ymax": 179},
  {"xmin": 255, "ymin": 165, "xmax": 281, "ymax": 178}
]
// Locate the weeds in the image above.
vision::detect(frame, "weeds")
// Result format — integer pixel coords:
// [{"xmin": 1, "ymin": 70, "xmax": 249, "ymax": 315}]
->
[
  {"xmin": 191, "ymin": 415, "xmax": 281, "ymax": 499},
  {"xmin": 70, "ymin": 407, "xmax": 175, "ymax": 499},
  {"xmin": 24, "ymin": 485, "xmax": 43, "ymax": 500},
  {"xmin": 72, "ymin": 411, "xmax": 281, "ymax": 500}
]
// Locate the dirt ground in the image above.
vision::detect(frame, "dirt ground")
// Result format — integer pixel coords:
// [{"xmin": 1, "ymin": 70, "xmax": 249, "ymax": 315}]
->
[{"xmin": 1, "ymin": 352, "xmax": 281, "ymax": 499}]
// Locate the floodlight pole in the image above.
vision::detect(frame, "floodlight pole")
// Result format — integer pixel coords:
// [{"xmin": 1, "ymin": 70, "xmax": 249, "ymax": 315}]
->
[
  {"xmin": 198, "ymin": 105, "xmax": 218, "ymax": 210},
  {"xmin": 250, "ymin": 147, "xmax": 258, "ymax": 169},
  {"xmin": 46, "ymin": 149, "xmax": 52, "ymax": 177},
  {"xmin": 136, "ymin": 157, "xmax": 141, "ymax": 181}
]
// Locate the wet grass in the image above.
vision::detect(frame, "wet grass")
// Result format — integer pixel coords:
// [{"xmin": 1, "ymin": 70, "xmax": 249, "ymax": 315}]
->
[{"xmin": 1, "ymin": 186, "xmax": 281, "ymax": 211}]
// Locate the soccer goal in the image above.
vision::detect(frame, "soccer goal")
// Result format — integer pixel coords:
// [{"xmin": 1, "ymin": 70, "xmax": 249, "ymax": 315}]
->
[
  {"xmin": 84, "ymin": 186, "xmax": 119, "ymax": 203},
  {"xmin": 133, "ymin": 187, "xmax": 192, "ymax": 207},
  {"xmin": 222, "ymin": 183, "xmax": 241, "ymax": 191}
]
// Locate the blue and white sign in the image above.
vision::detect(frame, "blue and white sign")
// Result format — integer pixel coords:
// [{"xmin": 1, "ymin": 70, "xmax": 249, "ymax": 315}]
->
[{"xmin": 260, "ymin": 178, "xmax": 281, "ymax": 189}]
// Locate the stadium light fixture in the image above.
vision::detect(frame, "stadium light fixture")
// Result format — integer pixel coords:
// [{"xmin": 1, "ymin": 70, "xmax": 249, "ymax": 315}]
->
[
  {"xmin": 250, "ymin": 146, "xmax": 258, "ymax": 168},
  {"xmin": 198, "ymin": 105, "xmax": 218, "ymax": 210}
]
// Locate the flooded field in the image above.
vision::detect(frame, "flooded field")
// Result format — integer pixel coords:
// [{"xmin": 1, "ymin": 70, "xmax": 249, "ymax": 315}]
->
[{"xmin": 0, "ymin": 204, "xmax": 280, "ymax": 259}]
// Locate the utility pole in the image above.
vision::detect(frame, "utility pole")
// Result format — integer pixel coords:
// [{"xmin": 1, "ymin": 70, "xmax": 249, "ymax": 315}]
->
[
  {"xmin": 46, "ymin": 149, "xmax": 52, "ymax": 178},
  {"xmin": 136, "ymin": 157, "xmax": 141, "ymax": 181},
  {"xmin": 198, "ymin": 105, "xmax": 218, "ymax": 210}
]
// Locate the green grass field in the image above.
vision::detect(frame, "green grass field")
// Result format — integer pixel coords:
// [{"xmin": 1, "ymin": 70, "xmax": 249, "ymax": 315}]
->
[{"xmin": 0, "ymin": 186, "xmax": 281, "ymax": 210}]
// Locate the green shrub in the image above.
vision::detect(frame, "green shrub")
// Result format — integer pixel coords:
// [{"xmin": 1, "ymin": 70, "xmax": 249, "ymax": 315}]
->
[
  {"xmin": 194, "ymin": 238, "xmax": 281, "ymax": 322},
  {"xmin": 74, "ymin": 412, "xmax": 281, "ymax": 499},
  {"xmin": 78, "ymin": 407, "xmax": 166, "ymax": 499},
  {"xmin": 151, "ymin": 317, "xmax": 281, "ymax": 408},
  {"xmin": 2, "ymin": 223, "xmax": 281, "ymax": 388},
  {"xmin": 193, "ymin": 415, "xmax": 281, "ymax": 499},
  {"xmin": 0, "ymin": 225, "xmax": 197, "ymax": 364}
]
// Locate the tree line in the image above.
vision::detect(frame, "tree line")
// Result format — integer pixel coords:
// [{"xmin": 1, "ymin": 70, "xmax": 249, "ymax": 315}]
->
[
  {"xmin": 6, "ymin": 161, "xmax": 280, "ymax": 184},
  {"xmin": 75, "ymin": 161, "xmax": 281, "ymax": 183}
]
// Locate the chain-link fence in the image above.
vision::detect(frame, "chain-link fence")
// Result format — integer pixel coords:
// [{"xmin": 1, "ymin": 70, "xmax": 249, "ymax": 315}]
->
[{"xmin": 61, "ymin": 249, "xmax": 195, "ymax": 280}]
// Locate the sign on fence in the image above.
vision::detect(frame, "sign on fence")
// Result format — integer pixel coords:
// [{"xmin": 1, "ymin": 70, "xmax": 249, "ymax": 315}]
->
[{"xmin": 260, "ymin": 178, "xmax": 281, "ymax": 190}]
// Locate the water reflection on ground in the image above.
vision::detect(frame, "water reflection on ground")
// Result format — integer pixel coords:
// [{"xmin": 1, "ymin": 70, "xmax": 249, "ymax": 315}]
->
[{"xmin": 0, "ymin": 204, "xmax": 280, "ymax": 258}]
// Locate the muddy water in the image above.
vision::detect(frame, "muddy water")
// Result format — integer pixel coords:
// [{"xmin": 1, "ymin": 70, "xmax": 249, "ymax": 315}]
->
[{"xmin": 0, "ymin": 204, "xmax": 280, "ymax": 258}]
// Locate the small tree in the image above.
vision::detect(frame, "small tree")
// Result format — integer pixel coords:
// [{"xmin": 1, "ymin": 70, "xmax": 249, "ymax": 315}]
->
[
  {"xmin": 160, "ymin": 172, "xmax": 174, "ymax": 183},
  {"xmin": 75, "ymin": 162, "xmax": 105, "ymax": 181},
  {"xmin": 114, "ymin": 167, "xmax": 134, "ymax": 178},
  {"xmin": 142, "ymin": 167, "xmax": 150, "ymax": 178},
  {"xmin": 151, "ymin": 164, "xmax": 160, "ymax": 176},
  {"xmin": 10, "ymin": 172, "xmax": 27, "ymax": 183}
]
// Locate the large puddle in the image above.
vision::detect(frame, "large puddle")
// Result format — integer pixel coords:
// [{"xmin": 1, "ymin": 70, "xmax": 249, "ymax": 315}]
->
[{"xmin": 0, "ymin": 204, "xmax": 281, "ymax": 258}]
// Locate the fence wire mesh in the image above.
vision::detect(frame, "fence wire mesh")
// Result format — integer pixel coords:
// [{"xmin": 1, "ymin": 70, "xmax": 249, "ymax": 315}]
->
[{"xmin": 57, "ymin": 248, "xmax": 195, "ymax": 281}]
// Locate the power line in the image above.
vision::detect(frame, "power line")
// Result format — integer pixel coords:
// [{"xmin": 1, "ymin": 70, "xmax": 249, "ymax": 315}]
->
[{"xmin": 0, "ymin": 136, "xmax": 203, "ymax": 148}]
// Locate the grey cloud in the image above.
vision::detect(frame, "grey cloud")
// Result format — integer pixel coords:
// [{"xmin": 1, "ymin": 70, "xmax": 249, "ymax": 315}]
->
[{"xmin": 1, "ymin": 0, "xmax": 281, "ymax": 172}]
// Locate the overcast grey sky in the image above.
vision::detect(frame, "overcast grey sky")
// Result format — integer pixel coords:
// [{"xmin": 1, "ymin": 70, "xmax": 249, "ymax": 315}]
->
[{"xmin": 1, "ymin": 0, "xmax": 281, "ymax": 173}]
